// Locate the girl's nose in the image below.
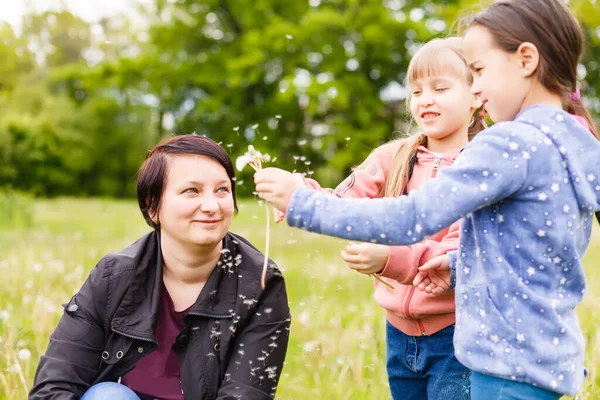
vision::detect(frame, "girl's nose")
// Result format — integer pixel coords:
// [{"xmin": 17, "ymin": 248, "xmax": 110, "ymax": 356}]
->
[
  {"xmin": 471, "ymin": 79, "xmax": 482, "ymax": 97},
  {"xmin": 419, "ymin": 92, "xmax": 434, "ymax": 106}
]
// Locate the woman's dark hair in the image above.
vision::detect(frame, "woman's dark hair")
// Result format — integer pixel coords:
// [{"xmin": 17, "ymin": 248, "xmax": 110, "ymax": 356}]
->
[
  {"xmin": 465, "ymin": 0, "xmax": 598, "ymax": 137},
  {"xmin": 137, "ymin": 135, "xmax": 238, "ymax": 230}
]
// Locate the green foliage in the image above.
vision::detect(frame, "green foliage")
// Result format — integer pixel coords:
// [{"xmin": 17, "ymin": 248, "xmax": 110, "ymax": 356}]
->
[
  {"xmin": 0, "ymin": 189, "xmax": 33, "ymax": 230},
  {"xmin": 0, "ymin": 0, "xmax": 599, "ymax": 197},
  {"xmin": 1, "ymin": 199, "xmax": 599, "ymax": 399}
]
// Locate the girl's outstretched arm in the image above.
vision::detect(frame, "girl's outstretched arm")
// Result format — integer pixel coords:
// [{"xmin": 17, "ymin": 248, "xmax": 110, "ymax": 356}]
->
[{"xmin": 267, "ymin": 126, "xmax": 528, "ymax": 245}]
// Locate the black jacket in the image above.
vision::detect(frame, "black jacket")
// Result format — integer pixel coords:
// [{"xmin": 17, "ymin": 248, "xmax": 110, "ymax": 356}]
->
[{"xmin": 30, "ymin": 231, "xmax": 291, "ymax": 399}]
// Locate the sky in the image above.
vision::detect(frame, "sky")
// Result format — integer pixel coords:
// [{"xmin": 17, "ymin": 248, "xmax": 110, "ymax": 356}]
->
[{"xmin": 0, "ymin": 0, "xmax": 147, "ymax": 31}]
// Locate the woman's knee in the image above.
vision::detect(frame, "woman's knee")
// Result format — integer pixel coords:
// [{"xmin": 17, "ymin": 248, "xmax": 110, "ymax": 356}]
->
[{"xmin": 81, "ymin": 382, "xmax": 140, "ymax": 400}]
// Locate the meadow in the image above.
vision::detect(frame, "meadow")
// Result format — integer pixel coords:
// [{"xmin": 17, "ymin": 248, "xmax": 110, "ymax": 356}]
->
[{"xmin": 0, "ymin": 198, "xmax": 598, "ymax": 399}]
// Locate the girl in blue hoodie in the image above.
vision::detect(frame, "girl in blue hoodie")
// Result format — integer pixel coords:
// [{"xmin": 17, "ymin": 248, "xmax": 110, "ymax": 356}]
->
[{"xmin": 255, "ymin": 1, "xmax": 599, "ymax": 399}]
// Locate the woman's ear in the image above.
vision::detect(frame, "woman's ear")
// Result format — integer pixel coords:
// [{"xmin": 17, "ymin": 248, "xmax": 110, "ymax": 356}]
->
[
  {"xmin": 515, "ymin": 42, "xmax": 540, "ymax": 77},
  {"xmin": 147, "ymin": 196, "xmax": 160, "ymax": 225}
]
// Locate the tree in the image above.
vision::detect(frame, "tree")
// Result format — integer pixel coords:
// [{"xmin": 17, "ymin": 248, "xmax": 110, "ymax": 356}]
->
[{"xmin": 0, "ymin": 0, "xmax": 598, "ymax": 197}]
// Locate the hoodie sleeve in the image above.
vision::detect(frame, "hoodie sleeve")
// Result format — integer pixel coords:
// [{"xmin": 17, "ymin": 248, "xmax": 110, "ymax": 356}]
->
[
  {"xmin": 274, "ymin": 144, "xmax": 393, "ymax": 222},
  {"xmin": 448, "ymin": 250, "xmax": 459, "ymax": 289},
  {"xmin": 378, "ymin": 220, "xmax": 459, "ymax": 284},
  {"xmin": 285, "ymin": 126, "xmax": 528, "ymax": 245}
]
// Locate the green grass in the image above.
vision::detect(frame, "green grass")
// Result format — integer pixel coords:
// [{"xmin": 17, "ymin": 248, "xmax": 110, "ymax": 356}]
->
[{"xmin": 0, "ymin": 198, "xmax": 598, "ymax": 399}]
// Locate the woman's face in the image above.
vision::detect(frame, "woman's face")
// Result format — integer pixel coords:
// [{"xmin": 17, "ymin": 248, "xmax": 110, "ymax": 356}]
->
[{"xmin": 156, "ymin": 154, "xmax": 234, "ymax": 249}]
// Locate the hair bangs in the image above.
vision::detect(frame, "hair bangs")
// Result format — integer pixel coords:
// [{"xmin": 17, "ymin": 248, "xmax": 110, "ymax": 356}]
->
[{"xmin": 407, "ymin": 41, "xmax": 469, "ymax": 86}]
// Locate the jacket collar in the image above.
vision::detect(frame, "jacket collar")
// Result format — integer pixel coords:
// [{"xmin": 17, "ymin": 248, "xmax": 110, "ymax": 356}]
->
[
  {"xmin": 416, "ymin": 145, "xmax": 462, "ymax": 161},
  {"xmin": 111, "ymin": 231, "xmax": 241, "ymax": 341}
]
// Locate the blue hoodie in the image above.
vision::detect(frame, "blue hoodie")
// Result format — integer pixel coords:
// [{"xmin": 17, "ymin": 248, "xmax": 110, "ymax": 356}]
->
[{"xmin": 285, "ymin": 105, "xmax": 600, "ymax": 395}]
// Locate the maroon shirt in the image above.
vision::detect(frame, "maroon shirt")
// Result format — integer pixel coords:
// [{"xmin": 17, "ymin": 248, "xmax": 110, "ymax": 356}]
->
[{"xmin": 121, "ymin": 283, "xmax": 191, "ymax": 400}]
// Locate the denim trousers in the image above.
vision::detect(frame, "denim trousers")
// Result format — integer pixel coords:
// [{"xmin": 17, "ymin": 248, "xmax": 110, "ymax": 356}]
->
[
  {"xmin": 470, "ymin": 372, "xmax": 562, "ymax": 400},
  {"xmin": 386, "ymin": 321, "xmax": 471, "ymax": 400},
  {"xmin": 80, "ymin": 382, "xmax": 141, "ymax": 400}
]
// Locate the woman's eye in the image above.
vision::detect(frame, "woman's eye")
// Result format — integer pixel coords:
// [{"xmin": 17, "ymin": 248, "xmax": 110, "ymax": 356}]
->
[
  {"xmin": 412, "ymin": 90, "xmax": 422, "ymax": 95},
  {"xmin": 183, "ymin": 188, "xmax": 198, "ymax": 194},
  {"xmin": 217, "ymin": 187, "xmax": 231, "ymax": 193},
  {"xmin": 435, "ymin": 87, "xmax": 448, "ymax": 92}
]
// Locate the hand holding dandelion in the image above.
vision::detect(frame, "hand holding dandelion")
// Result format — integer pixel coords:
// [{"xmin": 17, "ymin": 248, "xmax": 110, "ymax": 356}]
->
[
  {"xmin": 254, "ymin": 168, "xmax": 299, "ymax": 213},
  {"xmin": 343, "ymin": 241, "xmax": 395, "ymax": 289},
  {"xmin": 236, "ymin": 145, "xmax": 273, "ymax": 290}
]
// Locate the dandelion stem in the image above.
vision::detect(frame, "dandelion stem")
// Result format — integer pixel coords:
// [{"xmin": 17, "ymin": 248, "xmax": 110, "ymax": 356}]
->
[
  {"xmin": 370, "ymin": 273, "xmax": 394, "ymax": 289},
  {"xmin": 236, "ymin": 145, "xmax": 272, "ymax": 290},
  {"xmin": 261, "ymin": 202, "xmax": 271, "ymax": 290},
  {"xmin": 344, "ymin": 240, "xmax": 395, "ymax": 289}
]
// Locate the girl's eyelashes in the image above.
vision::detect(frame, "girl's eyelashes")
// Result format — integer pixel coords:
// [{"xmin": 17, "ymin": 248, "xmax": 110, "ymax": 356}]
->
[{"xmin": 411, "ymin": 86, "xmax": 449, "ymax": 95}]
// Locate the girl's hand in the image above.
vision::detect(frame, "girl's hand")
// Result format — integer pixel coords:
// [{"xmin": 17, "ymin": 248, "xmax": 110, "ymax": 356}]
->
[
  {"xmin": 413, "ymin": 255, "xmax": 451, "ymax": 295},
  {"xmin": 254, "ymin": 168, "xmax": 299, "ymax": 212},
  {"xmin": 341, "ymin": 242, "xmax": 390, "ymax": 275}
]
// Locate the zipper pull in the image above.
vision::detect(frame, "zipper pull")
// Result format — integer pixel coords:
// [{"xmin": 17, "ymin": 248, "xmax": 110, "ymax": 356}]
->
[{"xmin": 431, "ymin": 157, "xmax": 442, "ymax": 178}]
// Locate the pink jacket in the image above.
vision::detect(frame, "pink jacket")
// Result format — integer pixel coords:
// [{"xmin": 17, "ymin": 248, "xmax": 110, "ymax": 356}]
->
[{"xmin": 295, "ymin": 141, "xmax": 461, "ymax": 336}]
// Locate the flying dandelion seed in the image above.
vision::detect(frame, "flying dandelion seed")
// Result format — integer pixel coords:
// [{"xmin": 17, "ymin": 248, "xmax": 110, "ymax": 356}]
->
[{"xmin": 18, "ymin": 349, "xmax": 31, "ymax": 361}]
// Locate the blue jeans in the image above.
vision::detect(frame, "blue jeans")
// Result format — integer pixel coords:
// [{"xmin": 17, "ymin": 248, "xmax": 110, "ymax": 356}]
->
[
  {"xmin": 81, "ymin": 382, "xmax": 141, "ymax": 400},
  {"xmin": 386, "ymin": 322, "xmax": 470, "ymax": 400},
  {"xmin": 470, "ymin": 372, "xmax": 561, "ymax": 400}
]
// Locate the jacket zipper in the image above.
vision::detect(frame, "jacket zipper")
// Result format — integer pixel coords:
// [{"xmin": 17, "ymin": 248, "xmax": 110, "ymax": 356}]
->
[
  {"xmin": 431, "ymin": 157, "xmax": 441, "ymax": 178},
  {"xmin": 403, "ymin": 287, "xmax": 426, "ymax": 335},
  {"xmin": 402, "ymin": 156, "xmax": 441, "ymax": 336}
]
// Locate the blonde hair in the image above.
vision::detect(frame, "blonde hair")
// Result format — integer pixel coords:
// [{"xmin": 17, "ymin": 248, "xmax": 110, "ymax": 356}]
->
[{"xmin": 383, "ymin": 37, "xmax": 486, "ymax": 197}]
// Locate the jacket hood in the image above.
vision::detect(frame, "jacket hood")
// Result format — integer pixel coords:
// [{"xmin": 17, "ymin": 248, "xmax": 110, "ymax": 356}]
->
[{"xmin": 517, "ymin": 105, "xmax": 600, "ymax": 215}]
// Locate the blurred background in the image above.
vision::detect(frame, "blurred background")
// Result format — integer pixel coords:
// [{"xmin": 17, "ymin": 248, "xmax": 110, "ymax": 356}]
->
[
  {"xmin": 0, "ymin": 0, "xmax": 599, "ymax": 399},
  {"xmin": 0, "ymin": 0, "xmax": 599, "ymax": 201}
]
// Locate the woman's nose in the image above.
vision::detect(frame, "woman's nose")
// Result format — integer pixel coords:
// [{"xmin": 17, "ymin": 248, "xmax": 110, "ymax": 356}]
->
[{"xmin": 199, "ymin": 195, "xmax": 219, "ymax": 213}]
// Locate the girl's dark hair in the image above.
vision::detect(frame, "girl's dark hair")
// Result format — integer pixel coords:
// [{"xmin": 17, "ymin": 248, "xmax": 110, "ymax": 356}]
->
[
  {"xmin": 137, "ymin": 135, "xmax": 238, "ymax": 230},
  {"xmin": 466, "ymin": 0, "xmax": 598, "ymax": 137}
]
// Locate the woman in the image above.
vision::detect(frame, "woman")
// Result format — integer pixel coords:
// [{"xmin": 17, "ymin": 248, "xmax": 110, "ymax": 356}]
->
[{"xmin": 30, "ymin": 135, "xmax": 291, "ymax": 400}]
